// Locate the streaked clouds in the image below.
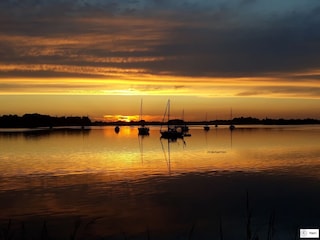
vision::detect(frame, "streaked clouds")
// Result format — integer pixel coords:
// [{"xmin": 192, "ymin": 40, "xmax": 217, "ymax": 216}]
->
[{"xmin": 0, "ymin": 0, "xmax": 320, "ymax": 102}]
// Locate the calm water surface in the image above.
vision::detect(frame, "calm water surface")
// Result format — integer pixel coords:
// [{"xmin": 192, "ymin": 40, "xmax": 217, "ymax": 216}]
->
[{"xmin": 0, "ymin": 125, "xmax": 319, "ymax": 239}]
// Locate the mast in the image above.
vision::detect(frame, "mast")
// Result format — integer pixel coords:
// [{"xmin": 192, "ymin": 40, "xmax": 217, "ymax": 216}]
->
[
  {"xmin": 140, "ymin": 98, "xmax": 143, "ymax": 122},
  {"xmin": 167, "ymin": 99, "xmax": 170, "ymax": 130}
]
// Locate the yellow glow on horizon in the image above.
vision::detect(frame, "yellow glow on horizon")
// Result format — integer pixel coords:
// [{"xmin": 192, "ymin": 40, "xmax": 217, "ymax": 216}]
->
[
  {"xmin": 1, "ymin": 73, "xmax": 319, "ymax": 100},
  {"xmin": 104, "ymin": 115, "xmax": 140, "ymax": 122}
]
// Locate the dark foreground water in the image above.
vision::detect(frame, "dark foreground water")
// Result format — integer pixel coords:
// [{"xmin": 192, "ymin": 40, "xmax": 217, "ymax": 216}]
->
[{"xmin": 0, "ymin": 125, "xmax": 319, "ymax": 239}]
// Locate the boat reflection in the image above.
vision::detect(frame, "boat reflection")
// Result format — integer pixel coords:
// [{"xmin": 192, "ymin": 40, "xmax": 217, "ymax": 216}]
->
[
  {"xmin": 138, "ymin": 134, "xmax": 149, "ymax": 163},
  {"xmin": 160, "ymin": 137, "xmax": 186, "ymax": 175},
  {"xmin": 230, "ymin": 127, "xmax": 233, "ymax": 149}
]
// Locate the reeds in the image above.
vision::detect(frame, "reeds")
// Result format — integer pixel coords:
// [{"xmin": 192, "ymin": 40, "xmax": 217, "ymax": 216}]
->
[
  {"xmin": 187, "ymin": 222, "xmax": 196, "ymax": 240},
  {"xmin": 40, "ymin": 221, "xmax": 49, "ymax": 240},
  {"xmin": 0, "ymin": 200, "xmax": 298, "ymax": 240},
  {"xmin": 0, "ymin": 219, "xmax": 13, "ymax": 240},
  {"xmin": 0, "ymin": 217, "xmax": 104, "ymax": 240},
  {"xmin": 267, "ymin": 211, "xmax": 276, "ymax": 240},
  {"xmin": 219, "ymin": 215, "xmax": 224, "ymax": 240},
  {"xmin": 244, "ymin": 190, "xmax": 278, "ymax": 240},
  {"xmin": 246, "ymin": 190, "xmax": 252, "ymax": 240}
]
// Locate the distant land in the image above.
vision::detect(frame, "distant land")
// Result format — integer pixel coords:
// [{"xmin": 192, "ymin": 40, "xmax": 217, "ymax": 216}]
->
[
  {"xmin": 0, "ymin": 114, "xmax": 319, "ymax": 128},
  {"xmin": 0, "ymin": 114, "xmax": 91, "ymax": 128}
]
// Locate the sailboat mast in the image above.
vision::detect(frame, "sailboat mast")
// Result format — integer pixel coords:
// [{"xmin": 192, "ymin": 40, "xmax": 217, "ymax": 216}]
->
[
  {"xmin": 167, "ymin": 99, "xmax": 170, "ymax": 129},
  {"xmin": 140, "ymin": 98, "xmax": 143, "ymax": 121}
]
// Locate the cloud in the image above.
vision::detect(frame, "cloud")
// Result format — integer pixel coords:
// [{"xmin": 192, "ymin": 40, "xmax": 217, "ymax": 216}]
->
[
  {"xmin": 236, "ymin": 86, "xmax": 320, "ymax": 98},
  {"xmin": 0, "ymin": 0, "xmax": 320, "ymax": 94}
]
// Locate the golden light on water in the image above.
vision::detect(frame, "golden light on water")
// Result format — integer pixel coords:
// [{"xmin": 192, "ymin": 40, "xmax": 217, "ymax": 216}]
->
[
  {"xmin": 1, "ymin": 125, "xmax": 319, "ymax": 238},
  {"xmin": 1, "ymin": 126, "xmax": 319, "ymax": 183}
]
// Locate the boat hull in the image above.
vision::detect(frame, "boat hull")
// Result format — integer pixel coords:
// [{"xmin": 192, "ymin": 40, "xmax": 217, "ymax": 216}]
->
[
  {"xmin": 138, "ymin": 127, "xmax": 150, "ymax": 135},
  {"xmin": 160, "ymin": 130, "xmax": 184, "ymax": 139}
]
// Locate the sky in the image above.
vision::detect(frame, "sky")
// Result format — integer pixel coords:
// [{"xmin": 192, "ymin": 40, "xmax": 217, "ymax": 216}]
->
[{"xmin": 0, "ymin": 0, "xmax": 319, "ymax": 121}]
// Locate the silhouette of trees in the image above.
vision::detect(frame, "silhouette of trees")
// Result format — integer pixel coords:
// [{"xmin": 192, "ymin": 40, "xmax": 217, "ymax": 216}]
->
[
  {"xmin": 0, "ymin": 114, "xmax": 91, "ymax": 128},
  {"xmin": 0, "ymin": 113, "xmax": 319, "ymax": 128}
]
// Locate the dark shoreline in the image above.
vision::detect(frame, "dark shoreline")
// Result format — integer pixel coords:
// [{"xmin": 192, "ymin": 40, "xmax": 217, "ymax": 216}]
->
[{"xmin": 0, "ymin": 114, "xmax": 319, "ymax": 128}]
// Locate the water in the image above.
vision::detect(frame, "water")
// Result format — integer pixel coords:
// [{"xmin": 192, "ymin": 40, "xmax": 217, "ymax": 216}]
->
[{"xmin": 0, "ymin": 125, "xmax": 319, "ymax": 239}]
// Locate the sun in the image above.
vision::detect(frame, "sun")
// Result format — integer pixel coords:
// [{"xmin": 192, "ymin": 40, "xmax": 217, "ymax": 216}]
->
[
  {"xmin": 118, "ymin": 115, "xmax": 139, "ymax": 122},
  {"xmin": 104, "ymin": 115, "xmax": 139, "ymax": 122}
]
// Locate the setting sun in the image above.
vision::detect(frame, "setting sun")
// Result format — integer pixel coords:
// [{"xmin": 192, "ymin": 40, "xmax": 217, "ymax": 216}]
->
[{"xmin": 104, "ymin": 115, "xmax": 140, "ymax": 122}]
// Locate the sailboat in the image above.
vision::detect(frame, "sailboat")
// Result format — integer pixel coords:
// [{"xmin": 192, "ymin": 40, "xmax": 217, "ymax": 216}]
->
[
  {"xmin": 181, "ymin": 109, "xmax": 189, "ymax": 133},
  {"xmin": 138, "ymin": 99, "xmax": 150, "ymax": 135},
  {"xmin": 160, "ymin": 100, "xmax": 184, "ymax": 139},
  {"xmin": 229, "ymin": 108, "xmax": 235, "ymax": 130},
  {"xmin": 204, "ymin": 112, "xmax": 210, "ymax": 131}
]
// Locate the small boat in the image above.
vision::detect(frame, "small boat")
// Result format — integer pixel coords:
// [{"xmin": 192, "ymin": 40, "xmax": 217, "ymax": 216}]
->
[
  {"xmin": 204, "ymin": 125, "xmax": 210, "ymax": 131},
  {"xmin": 138, "ymin": 125, "xmax": 149, "ymax": 135},
  {"xmin": 138, "ymin": 99, "xmax": 149, "ymax": 135},
  {"xmin": 114, "ymin": 126, "xmax": 120, "ymax": 133},
  {"xmin": 203, "ymin": 113, "xmax": 210, "ymax": 131},
  {"xmin": 160, "ymin": 100, "xmax": 184, "ymax": 139},
  {"xmin": 161, "ymin": 128, "xmax": 184, "ymax": 139}
]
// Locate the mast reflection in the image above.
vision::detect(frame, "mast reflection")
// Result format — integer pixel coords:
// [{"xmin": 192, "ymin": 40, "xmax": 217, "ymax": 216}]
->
[
  {"xmin": 138, "ymin": 134, "xmax": 149, "ymax": 164},
  {"xmin": 160, "ymin": 137, "xmax": 186, "ymax": 175}
]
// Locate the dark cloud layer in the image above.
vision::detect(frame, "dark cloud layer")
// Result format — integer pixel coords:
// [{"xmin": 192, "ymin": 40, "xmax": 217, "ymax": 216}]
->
[{"xmin": 1, "ymin": 0, "xmax": 320, "ymax": 79}]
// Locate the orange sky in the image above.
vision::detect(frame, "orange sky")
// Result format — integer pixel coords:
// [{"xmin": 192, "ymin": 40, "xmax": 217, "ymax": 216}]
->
[
  {"xmin": 0, "ymin": 1, "xmax": 319, "ymax": 121},
  {"xmin": 0, "ymin": 93, "xmax": 319, "ymax": 122}
]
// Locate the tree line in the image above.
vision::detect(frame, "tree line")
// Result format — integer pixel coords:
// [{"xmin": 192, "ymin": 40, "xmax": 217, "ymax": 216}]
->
[
  {"xmin": 211, "ymin": 117, "xmax": 320, "ymax": 125},
  {"xmin": 0, "ymin": 114, "xmax": 91, "ymax": 128},
  {"xmin": 0, "ymin": 114, "xmax": 319, "ymax": 128}
]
